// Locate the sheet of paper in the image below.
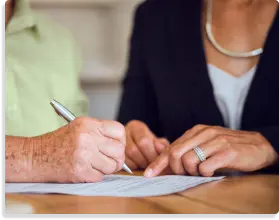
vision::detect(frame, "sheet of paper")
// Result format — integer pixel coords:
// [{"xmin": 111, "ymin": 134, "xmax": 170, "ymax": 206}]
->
[{"xmin": 5, "ymin": 175, "xmax": 224, "ymax": 197}]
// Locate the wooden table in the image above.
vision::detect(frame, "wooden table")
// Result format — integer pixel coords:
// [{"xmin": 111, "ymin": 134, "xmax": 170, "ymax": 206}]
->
[{"xmin": 5, "ymin": 171, "xmax": 279, "ymax": 214}]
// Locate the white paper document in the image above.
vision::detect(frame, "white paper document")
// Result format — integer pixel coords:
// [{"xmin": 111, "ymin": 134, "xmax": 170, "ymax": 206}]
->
[{"xmin": 5, "ymin": 175, "xmax": 224, "ymax": 197}]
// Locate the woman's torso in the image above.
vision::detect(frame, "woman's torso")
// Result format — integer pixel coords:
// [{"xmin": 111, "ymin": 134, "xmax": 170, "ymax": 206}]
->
[{"xmin": 140, "ymin": 0, "xmax": 279, "ymax": 141}]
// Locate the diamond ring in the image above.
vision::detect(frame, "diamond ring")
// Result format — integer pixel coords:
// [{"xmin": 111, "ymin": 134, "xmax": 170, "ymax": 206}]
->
[{"xmin": 193, "ymin": 147, "xmax": 207, "ymax": 162}]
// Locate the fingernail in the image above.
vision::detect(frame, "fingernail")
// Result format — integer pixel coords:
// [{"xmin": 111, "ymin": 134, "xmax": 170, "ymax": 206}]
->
[{"xmin": 144, "ymin": 168, "xmax": 153, "ymax": 178}]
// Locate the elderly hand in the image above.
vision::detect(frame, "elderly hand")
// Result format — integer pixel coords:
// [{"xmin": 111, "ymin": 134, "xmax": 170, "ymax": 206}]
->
[
  {"xmin": 125, "ymin": 120, "xmax": 170, "ymax": 170},
  {"xmin": 35, "ymin": 117, "xmax": 126, "ymax": 183},
  {"xmin": 144, "ymin": 125, "xmax": 278, "ymax": 177}
]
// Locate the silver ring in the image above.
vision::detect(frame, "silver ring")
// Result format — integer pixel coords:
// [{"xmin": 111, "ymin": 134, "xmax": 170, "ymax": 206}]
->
[{"xmin": 194, "ymin": 147, "xmax": 207, "ymax": 162}]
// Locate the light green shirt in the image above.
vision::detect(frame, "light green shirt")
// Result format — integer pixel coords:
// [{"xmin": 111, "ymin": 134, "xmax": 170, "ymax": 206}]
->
[{"xmin": 5, "ymin": 0, "xmax": 88, "ymax": 137}]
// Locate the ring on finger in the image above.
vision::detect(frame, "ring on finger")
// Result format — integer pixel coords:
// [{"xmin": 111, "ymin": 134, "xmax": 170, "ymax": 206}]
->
[{"xmin": 193, "ymin": 146, "xmax": 207, "ymax": 162}]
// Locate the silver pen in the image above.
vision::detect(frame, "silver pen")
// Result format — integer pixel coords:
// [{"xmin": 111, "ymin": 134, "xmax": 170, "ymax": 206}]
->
[{"xmin": 50, "ymin": 99, "xmax": 133, "ymax": 175}]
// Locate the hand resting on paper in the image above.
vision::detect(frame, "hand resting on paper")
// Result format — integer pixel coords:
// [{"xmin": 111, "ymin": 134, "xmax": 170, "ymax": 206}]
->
[
  {"xmin": 5, "ymin": 117, "xmax": 126, "ymax": 183},
  {"xmin": 124, "ymin": 120, "xmax": 170, "ymax": 170},
  {"xmin": 144, "ymin": 125, "xmax": 278, "ymax": 177}
]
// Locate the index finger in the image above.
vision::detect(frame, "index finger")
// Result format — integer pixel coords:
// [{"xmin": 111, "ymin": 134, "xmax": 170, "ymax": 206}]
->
[
  {"xmin": 130, "ymin": 123, "xmax": 158, "ymax": 163},
  {"xmin": 130, "ymin": 122, "xmax": 154, "ymax": 143},
  {"xmin": 144, "ymin": 150, "xmax": 169, "ymax": 178}
]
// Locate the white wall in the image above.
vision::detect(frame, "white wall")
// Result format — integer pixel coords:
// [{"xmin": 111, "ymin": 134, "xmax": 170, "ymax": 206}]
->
[{"xmin": 30, "ymin": 0, "xmax": 143, "ymax": 120}]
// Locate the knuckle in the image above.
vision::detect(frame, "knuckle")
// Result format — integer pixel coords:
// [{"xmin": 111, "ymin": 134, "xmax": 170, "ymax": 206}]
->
[
  {"xmin": 126, "ymin": 146, "xmax": 138, "ymax": 158},
  {"xmin": 75, "ymin": 117, "xmax": 101, "ymax": 130},
  {"xmin": 183, "ymin": 129, "xmax": 192, "ymax": 136},
  {"xmin": 89, "ymin": 117, "xmax": 101, "ymax": 124},
  {"xmin": 113, "ymin": 121, "xmax": 126, "ymax": 135},
  {"xmin": 215, "ymin": 135, "xmax": 223, "ymax": 141},
  {"xmin": 137, "ymin": 138, "xmax": 150, "ymax": 149},
  {"xmin": 217, "ymin": 135, "xmax": 230, "ymax": 145},
  {"xmin": 213, "ymin": 125, "xmax": 222, "ymax": 130},
  {"xmin": 182, "ymin": 155, "xmax": 195, "ymax": 169},
  {"xmin": 169, "ymin": 148, "xmax": 181, "ymax": 160},
  {"xmin": 75, "ymin": 116, "xmax": 91, "ymax": 126},
  {"xmin": 101, "ymin": 120, "xmax": 126, "ymax": 140},
  {"xmin": 206, "ymin": 127, "xmax": 219, "ymax": 136},
  {"xmin": 193, "ymin": 124, "xmax": 206, "ymax": 131},
  {"xmin": 119, "ymin": 125, "xmax": 126, "ymax": 138},
  {"xmin": 127, "ymin": 120, "xmax": 141, "ymax": 128},
  {"xmin": 161, "ymin": 138, "xmax": 170, "ymax": 144},
  {"xmin": 253, "ymin": 132, "xmax": 263, "ymax": 139},
  {"xmin": 199, "ymin": 163, "xmax": 212, "ymax": 177}
]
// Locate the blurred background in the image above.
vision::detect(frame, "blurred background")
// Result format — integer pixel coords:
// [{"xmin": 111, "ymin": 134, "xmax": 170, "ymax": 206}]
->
[{"xmin": 30, "ymin": 0, "xmax": 143, "ymax": 120}]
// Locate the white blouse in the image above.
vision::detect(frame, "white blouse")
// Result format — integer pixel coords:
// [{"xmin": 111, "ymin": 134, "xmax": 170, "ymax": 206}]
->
[{"xmin": 208, "ymin": 64, "xmax": 257, "ymax": 130}]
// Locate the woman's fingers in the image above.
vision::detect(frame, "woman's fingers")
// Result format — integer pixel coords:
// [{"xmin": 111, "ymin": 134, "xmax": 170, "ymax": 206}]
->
[
  {"xmin": 129, "ymin": 121, "xmax": 158, "ymax": 163},
  {"xmin": 144, "ymin": 150, "xmax": 170, "ymax": 178},
  {"xmin": 125, "ymin": 133, "xmax": 149, "ymax": 169},
  {"xmin": 199, "ymin": 149, "xmax": 236, "ymax": 177},
  {"xmin": 142, "ymin": 124, "xmax": 277, "ymax": 178},
  {"xmin": 169, "ymin": 126, "xmax": 223, "ymax": 174},
  {"xmin": 154, "ymin": 138, "xmax": 170, "ymax": 154},
  {"xmin": 181, "ymin": 136, "xmax": 230, "ymax": 176},
  {"xmin": 125, "ymin": 155, "xmax": 138, "ymax": 170},
  {"xmin": 144, "ymin": 125, "xmax": 216, "ymax": 176}
]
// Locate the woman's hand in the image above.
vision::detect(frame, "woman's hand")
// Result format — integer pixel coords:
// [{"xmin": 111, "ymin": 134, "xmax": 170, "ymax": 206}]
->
[
  {"xmin": 125, "ymin": 120, "xmax": 170, "ymax": 170},
  {"xmin": 144, "ymin": 125, "xmax": 278, "ymax": 177}
]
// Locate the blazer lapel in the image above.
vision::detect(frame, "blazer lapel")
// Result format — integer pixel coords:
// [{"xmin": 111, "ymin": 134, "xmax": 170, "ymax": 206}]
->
[
  {"xmin": 242, "ymin": 8, "xmax": 279, "ymax": 129},
  {"xmin": 166, "ymin": 0, "xmax": 224, "ymax": 127}
]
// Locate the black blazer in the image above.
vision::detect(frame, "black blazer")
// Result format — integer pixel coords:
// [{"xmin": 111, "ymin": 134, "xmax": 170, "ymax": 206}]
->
[{"xmin": 117, "ymin": 0, "xmax": 279, "ymax": 172}]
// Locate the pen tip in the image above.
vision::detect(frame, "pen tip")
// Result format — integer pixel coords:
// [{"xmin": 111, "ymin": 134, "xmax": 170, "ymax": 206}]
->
[
  {"xmin": 128, "ymin": 168, "xmax": 134, "ymax": 175},
  {"xmin": 123, "ymin": 164, "xmax": 133, "ymax": 175}
]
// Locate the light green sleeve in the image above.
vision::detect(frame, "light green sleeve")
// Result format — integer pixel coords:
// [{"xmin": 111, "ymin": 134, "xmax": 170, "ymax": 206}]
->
[
  {"xmin": 36, "ymin": 12, "xmax": 89, "ymax": 118},
  {"xmin": 70, "ymin": 39, "xmax": 89, "ymax": 117}
]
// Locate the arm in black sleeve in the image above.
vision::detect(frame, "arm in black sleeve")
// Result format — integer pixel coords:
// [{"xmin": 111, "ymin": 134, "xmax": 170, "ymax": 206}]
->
[
  {"xmin": 253, "ymin": 126, "xmax": 279, "ymax": 173},
  {"xmin": 117, "ymin": 4, "xmax": 163, "ymax": 136}
]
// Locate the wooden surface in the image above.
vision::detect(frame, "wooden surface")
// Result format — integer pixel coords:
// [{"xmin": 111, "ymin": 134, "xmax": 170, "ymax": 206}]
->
[{"xmin": 5, "ymin": 171, "xmax": 279, "ymax": 214}]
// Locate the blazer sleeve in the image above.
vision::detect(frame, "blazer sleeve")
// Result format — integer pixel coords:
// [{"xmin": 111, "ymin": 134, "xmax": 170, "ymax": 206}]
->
[
  {"xmin": 253, "ymin": 126, "xmax": 279, "ymax": 172},
  {"xmin": 117, "ymin": 4, "xmax": 163, "ymax": 136}
]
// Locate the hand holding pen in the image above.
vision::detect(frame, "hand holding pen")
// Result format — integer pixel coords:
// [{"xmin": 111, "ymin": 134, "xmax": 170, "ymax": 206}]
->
[{"xmin": 50, "ymin": 99, "xmax": 133, "ymax": 177}]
